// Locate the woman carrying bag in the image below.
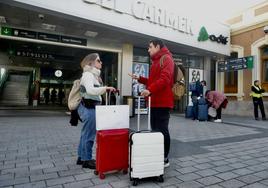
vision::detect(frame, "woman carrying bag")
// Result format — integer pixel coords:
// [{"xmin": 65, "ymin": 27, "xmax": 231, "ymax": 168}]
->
[{"xmin": 76, "ymin": 53, "xmax": 115, "ymax": 169}]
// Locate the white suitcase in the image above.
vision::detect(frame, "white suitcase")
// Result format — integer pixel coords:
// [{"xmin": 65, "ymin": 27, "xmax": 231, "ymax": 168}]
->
[{"xmin": 129, "ymin": 97, "xmax": 164, "ymax": 186}]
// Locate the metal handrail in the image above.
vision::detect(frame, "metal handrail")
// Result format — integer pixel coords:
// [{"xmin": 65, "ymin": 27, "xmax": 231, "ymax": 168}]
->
[{"xmin": 0, "ymin": 70, "xmax": 8, "ymax": 95}]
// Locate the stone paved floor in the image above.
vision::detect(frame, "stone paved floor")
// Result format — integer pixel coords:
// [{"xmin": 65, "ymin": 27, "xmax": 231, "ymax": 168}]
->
[{"xmin": 0, "ymin": 110, "xmax": 268, "ymax": 187}]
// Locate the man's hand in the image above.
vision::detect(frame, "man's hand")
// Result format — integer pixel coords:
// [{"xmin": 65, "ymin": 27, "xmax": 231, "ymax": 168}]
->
[
  {"xmin": 140, "ymin": 89, "xmax": 151, "ymax": 97},
  {"xmin": 128, "ymin": 73, "xmax": 139, "ymax": 80}
]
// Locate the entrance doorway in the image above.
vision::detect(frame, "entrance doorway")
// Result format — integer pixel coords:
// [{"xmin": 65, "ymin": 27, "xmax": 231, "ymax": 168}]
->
[{"xmin": 0, "ymin": 39, "xmax": 118, "ymax": 107}]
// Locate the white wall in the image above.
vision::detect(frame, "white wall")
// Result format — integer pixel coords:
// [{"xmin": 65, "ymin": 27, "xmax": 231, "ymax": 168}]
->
[
  {"xmin": 121, "ymin": 44, "xmax": 133, "ymax": 96},
  {"xmin": 13, "ymin": 0, "xmax": 230, "ymax": 55}
]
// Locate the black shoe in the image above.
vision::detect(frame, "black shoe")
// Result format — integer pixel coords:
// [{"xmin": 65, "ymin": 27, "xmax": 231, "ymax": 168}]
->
[
  {"xmin": 255, "ymin": 118, "xmax": 260, "ymax": 121},
  {"xmin": 262, "ymin": 117, "xmax": 266, "ymax": 121},
  {"xmin": 82, "ymin": 159, "xmax": 96, "ymax": 169},
  {"xmin": 76, "ymin": 157, "xmax": 83, "ymax": 165}
]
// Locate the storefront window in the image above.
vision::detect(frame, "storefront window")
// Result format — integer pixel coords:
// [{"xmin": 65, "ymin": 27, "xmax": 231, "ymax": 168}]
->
[
  {"xmin": 133, "ymin": 48, "xmax": 150, "ymax": 114},
  {"xmin": 224, "ymin": 52, "xmax": 238, "ymax": 93},
  {"xmin": 261, "ymin": 46, "xmax": 268, "ymax": 91},
  {"xmin": 188, "ymin": 56, "xmax": 204, "ymax": 69}
]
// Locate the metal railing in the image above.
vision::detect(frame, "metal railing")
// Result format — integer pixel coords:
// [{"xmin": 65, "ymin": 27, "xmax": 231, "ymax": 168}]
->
[{"xmin": 0, "ymin": 70, "xmax": 8, "ymax": 96}]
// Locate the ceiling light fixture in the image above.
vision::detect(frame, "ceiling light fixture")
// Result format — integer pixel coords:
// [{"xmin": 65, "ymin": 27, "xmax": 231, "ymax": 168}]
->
[
  {"xmin": 41, "ymin": 23, "xmax": 56, "ymax": 31},
  {"xmin": 84, "ymin": 30, "xmax": 98, "ymax": 38},
  {"xmin": 0, "ymin": 16, "xmax": 6, "ymax": 23}
]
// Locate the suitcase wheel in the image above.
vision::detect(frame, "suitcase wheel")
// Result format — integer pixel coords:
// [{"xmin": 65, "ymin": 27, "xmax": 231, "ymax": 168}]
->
[
  {"xmin": 122, "ymin": 169, "xmax": 128, "ymax": 174},
  {"xmin": 157, "ymin": 175, "xmax": 164, "ymax": 183},
  {"xmin": 99, "ymin": 173, "xmax": 105, "ymax": 179},
  {"xmin": 132, "ymin": 179, "xmax": 138, "ymax": 186},
  {"xmin": 94, "ymin": 170, "xmax": 99, "ymax": 175}
]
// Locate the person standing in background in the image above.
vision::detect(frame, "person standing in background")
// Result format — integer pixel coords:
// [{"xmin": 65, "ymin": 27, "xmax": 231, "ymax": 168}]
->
[
  {"xmin": 251, "ymin": 80, "xmax": 266, "ymax": 121},
  {"xmin": 205, "ymin": 90, "xmax": 228, "ymax": 123}
]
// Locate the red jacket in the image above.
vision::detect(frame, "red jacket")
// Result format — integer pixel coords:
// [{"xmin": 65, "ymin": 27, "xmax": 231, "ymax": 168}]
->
[{"xmin": 139, "ymin": 47, "xmax": 174, "ymax": 108}]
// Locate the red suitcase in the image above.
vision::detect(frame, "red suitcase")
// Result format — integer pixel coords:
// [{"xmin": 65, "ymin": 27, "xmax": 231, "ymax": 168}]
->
[{"xmin": 94, "ymin": 128, "xmax": 129, "ymax": 179}]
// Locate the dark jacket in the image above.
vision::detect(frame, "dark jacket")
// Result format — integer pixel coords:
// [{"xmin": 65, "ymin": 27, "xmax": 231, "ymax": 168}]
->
[
  {"xmin": 191, "ymin": 80, "xmax": 203, "ymax": 97},
  {"xmin": 251, "ymin": 85, "xmax": 265, "ymax": 94}
]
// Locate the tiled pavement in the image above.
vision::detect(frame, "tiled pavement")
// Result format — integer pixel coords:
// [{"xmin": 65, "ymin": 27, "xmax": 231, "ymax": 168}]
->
[{"xmin": 0, "ymin": 110, "xmax": 268, "ymax": 188}]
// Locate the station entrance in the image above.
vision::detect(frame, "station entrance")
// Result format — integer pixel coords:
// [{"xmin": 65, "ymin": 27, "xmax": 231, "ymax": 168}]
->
[{"xmin": 0, "ymin": 38, "xmax": 118, "ymax": 107}]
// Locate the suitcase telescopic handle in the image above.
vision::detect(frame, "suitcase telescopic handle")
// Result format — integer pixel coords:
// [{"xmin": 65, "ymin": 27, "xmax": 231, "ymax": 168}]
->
[
  {"xmin": 105, "ymin": 90, "xmax": 120, "ymax": 106},
  {"xmin": 137, "ymin": 96, "xmax": 151, "ymax": 131}
]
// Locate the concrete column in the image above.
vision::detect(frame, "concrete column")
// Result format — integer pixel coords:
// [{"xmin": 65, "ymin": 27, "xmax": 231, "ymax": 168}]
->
[
  {"xmin": 203, "ymin": 56, "xmax": 211, "ymax": 90},
  {"xmin": 237, "ymin": 70, "xmax": 244, "ymax": 101},
  {"xmin": 231, "ymin": 45, "xmax": 244, "ymax": 101},
  {"xmin": 216, "ymin": 59, "xmax": 224, "ymax": 92},
  {"xmin": 120, "ymin": 43, "xmax": 133, "ymax": 96}
]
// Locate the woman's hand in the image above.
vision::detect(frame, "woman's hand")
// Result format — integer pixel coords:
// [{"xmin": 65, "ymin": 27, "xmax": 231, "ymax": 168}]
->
[
  {"xmin": 106, "ymin": 86, "xmax": 116, "ymax": 92},
  {"xmin": 128, "ymin": 73, "xmax": 139, "ymax": 80}
]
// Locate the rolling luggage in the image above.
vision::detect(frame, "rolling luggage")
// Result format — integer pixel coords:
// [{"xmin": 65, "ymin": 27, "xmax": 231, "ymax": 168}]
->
[
  {"xmin": 197, "ymin": 97, "xmax": 208, "ymax": 121},
  {"xmin": 94, "ymin": 92, "xmax": 129, "ymax": 179},
  {"xmin": 185, "ymin": 106, "xmax": 193, "ymax": 118},
  {"xmin": 129, "ymin": 97, "xmax": 164, "ymax": 186},
  {"xmin": 94, "ymin": 129, "xmax": 129, "ymax": 179},
  {"xmin": 197, "ymin": 104, "xmax": 208, "ymax": 121}
]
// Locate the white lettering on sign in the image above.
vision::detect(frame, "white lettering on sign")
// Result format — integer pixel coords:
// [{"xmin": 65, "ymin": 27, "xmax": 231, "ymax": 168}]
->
[
  {"xmin": 102, "ymin": 0, "xmax": 114, "ymax": 10},
  {"xmin": 155, "ymin": 7, "xmax": 165, "ymax": 26},
  {"xmin": 132, "ymin": 0, "xmax": 144, "ymax": 19},
  {"xmin": 83, "ymin": 0, "xmax": 98, "ymax": 3},
  {"xmin": 83, "ymin": 0, "xmax": 193, "ymax": 35}
]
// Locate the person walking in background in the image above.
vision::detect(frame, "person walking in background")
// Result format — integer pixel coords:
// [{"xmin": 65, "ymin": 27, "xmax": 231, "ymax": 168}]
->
[
  {"xmin": 76, "ymin": 53, "xmax": 115, "ymax": 169},
  {"xmin": 58, "ymin": 88, "xmax": 65, "ymax": 105},
  {"xmin": 200, "ymin": 80, "xmax": 207, "ymax": 97},
  {"xmin": 205, "ymin": 90, "xmax": 228, "ymax": 123},
  {"xmin": 129, "ymin": 39, "xmax": 174, "ymax": 168},
  {"xmin": 190, "ymin": 80, "xmax": 203, "ymax": 120},
  {"xmin": 43, "ymin": 87, "xmax": 50, "ymax": 105},
  {"xmin": 51, "ymin": 88, "xmax": 57, "ymax": 104},
  {"xmin": 251, "ymin": 80, "xmax": 266, "ymax": 121}
]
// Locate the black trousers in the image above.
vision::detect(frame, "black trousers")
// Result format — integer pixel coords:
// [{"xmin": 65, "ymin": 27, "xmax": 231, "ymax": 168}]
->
[
  {"xmin": 253, "ymin": 97, "xmax": 266, "ymax": 119},
  {"xmin": 216, "ymin": 103, "xmax": 223, "ymax": 119},
  {"xmin": 150, "ymin": 108, "xmax": 170, "ymax": 159}
]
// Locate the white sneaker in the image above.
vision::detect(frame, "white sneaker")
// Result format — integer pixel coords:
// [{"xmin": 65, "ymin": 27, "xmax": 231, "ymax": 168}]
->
[
  {"xmin": 164, "ymin": 158, "xmax": 170, "ymax": 168},
  {"xmin": 214, "ymin": 119, "xmax": 222, "ymax": 123}
]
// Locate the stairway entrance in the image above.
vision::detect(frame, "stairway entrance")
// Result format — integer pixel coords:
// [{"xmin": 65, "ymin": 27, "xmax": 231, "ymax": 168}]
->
[{"xmin": 0, "ymin": 70, "xmax": 32, "ymax": 106}]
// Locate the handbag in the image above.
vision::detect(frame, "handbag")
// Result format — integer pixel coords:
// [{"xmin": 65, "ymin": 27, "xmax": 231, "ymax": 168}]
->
[
  {"xmin": 95, "ymin": 92, "xmax": 129, "ymax": 131},
  {"xmin": 68, "ymin": 80, "xmax": 81, "ymax": 110},
  {"xmin": 208, "ymin": 107, "xmax": 217, "ymax": 117}
]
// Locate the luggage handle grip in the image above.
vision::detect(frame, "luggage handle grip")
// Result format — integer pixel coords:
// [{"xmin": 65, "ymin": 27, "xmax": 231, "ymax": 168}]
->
[
  {"xmin": 137, "ymin": 96, "xmax": 151, "ymax": 131},
  {"xmin": 136, "ymin": 130, "xmax": 152, "ymax": 133},
  {"xmin": 105, "ymin": 90, "xmax": 120, "ymax": 106}
]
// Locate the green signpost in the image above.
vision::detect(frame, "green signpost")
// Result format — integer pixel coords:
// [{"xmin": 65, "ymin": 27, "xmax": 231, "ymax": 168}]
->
[
  {"xmin": 1, "ymin": 26, "xmax": 12, "ymax": 36},
  {"xmin": 218, "ymin": 56, "xmax": 254, "ymax": 72}
]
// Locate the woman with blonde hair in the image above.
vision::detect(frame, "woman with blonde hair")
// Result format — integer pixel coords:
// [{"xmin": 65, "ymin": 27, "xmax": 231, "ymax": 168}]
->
[{"xmin": 76, "ymin": 53, "xmax": 115, "ymax": 169}]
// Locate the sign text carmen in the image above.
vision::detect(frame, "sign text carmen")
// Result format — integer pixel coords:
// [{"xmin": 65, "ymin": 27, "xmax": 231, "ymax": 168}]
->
[{"xmin": 83, "ymin": 0, "xmax": 193, "ymax": 35}]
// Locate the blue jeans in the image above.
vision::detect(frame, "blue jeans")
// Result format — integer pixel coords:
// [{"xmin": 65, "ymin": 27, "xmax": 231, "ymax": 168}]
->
[{"xmin": 77, "ymin": 103, "xmax": 96, "ymax": 161}]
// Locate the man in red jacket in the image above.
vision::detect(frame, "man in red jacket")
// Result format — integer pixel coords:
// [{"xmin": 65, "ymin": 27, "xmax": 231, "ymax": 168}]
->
[{"xmin": 129, "ymin": 39, "xmax": 174, "ymax": 168}]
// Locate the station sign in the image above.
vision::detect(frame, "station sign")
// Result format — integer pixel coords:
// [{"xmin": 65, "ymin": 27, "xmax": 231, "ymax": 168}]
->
[
  {"xmin": 1, "ymin": 26, "xmax": 87, "ymax": 46},
  {"xmin": 218, "ymin": 56, "xmax": 254, "ymax": 72},
  {"xmin": 38, "ymin": 32, "xmax": 60, "ymax": 42}
]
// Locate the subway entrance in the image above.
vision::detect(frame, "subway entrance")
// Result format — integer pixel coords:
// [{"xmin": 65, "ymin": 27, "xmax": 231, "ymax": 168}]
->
[{"xmin": 0, "ymin": 39, "xmax": 118, "ymax": 108}]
